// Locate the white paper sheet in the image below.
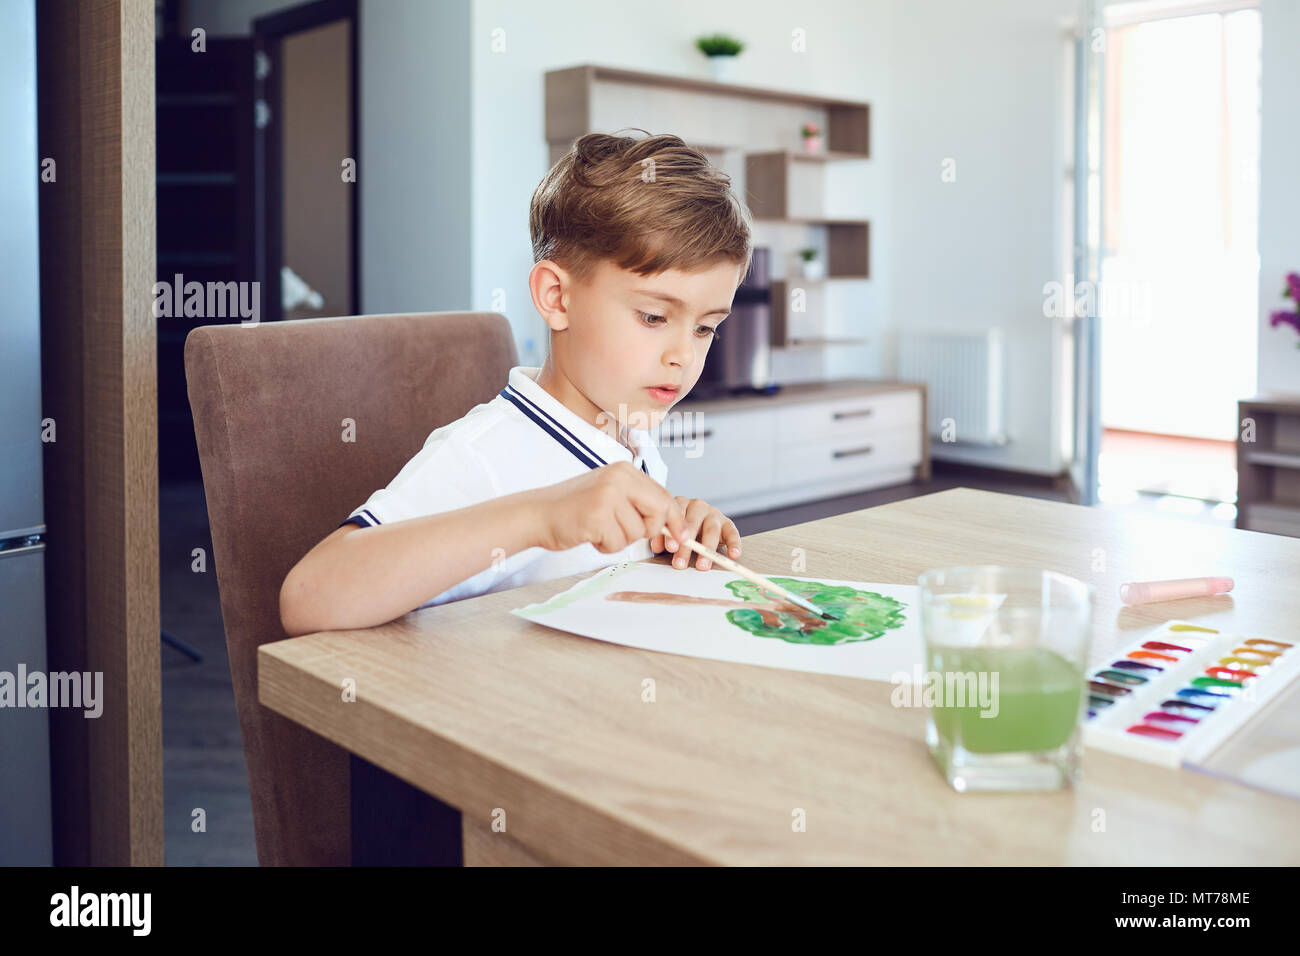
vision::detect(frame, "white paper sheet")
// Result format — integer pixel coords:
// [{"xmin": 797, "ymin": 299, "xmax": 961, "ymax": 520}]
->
[{"xmin": 511, "ymin": 561, "xmax": 927, "ymax": 682}]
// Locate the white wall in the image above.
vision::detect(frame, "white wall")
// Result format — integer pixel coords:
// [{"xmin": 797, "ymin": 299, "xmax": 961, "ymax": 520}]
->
[
  {"xmin": 360, "ymin": 0, "xmax": 473, "ymax": 314},
  {"xmin": 888, "ymin": 0, "xmax": 1078, "ymax": 475},
  {"xmin": 1258, "ymin": 0, "xmax": 1300, "ymax": 393}
]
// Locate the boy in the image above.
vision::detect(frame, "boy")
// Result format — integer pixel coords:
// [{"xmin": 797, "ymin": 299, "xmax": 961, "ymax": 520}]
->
[{"xmin": 279, "ymin": 130, "xmax": 753, "ymax": 637}]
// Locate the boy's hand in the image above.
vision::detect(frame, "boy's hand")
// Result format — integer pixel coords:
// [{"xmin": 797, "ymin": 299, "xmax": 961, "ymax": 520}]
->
[
  {"xmin": 531, "ymin": 461, "xmax": 690, "ymax": 555},
  {"xmin": 649, "ymin": 496, "xmax": 742, "ymax": 570}
]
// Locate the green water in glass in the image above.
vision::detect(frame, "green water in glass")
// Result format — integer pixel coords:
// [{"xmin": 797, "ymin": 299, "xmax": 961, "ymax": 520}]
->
[{"xmin": 927, "ymin": 646, "xmax": 1085, "ymax": 754}]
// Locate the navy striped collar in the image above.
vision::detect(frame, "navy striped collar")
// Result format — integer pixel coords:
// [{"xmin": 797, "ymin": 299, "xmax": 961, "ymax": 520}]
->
[{"xmin": 498, "ymin": 366, "xmax": 652, "ymax": 473}]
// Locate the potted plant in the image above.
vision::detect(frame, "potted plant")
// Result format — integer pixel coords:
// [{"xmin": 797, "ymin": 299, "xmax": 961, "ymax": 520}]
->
[
  {"xmin": 798, "ymin": 247, "xmax": 824, "ymax": 280},
  {"xmin": 801, "ymin": 122, "xmax": 823, "ymax": 154},
  {"xmin": 696, "ymin": 33, "xmax": 744, "ymax": 82},
  {"xmin": 1269, "ymin": 271, "xmax": 1300, "ymax": 348}
]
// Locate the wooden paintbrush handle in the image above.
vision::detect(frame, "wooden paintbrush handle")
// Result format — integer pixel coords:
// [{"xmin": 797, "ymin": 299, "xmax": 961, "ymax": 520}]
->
[{"xmin": 660, "ymin": 527, "xmax": 805, "ymax": 611}]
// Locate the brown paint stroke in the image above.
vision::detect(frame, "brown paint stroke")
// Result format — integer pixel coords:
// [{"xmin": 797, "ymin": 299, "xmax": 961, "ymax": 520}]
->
[{"xmin": 605, "ymin": 590, "xmax": 825, "ymax": 631}]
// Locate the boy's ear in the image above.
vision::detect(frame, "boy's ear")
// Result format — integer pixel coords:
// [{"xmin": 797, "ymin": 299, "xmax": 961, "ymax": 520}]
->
[{"xmin": 529, "ymin": 259, "xmax": 571, "ymax": 331}]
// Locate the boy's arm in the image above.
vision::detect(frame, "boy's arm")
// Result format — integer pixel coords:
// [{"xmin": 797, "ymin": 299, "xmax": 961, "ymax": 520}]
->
[{"xmin": 279, "ymin": 487, "xmax": 543, "ymax": 637}]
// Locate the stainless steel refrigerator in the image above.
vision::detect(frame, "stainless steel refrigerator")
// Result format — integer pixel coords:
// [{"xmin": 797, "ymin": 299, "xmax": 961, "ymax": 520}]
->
[{"xmin": 0, "ymin": 0, "xmax": 53, "ymax": 866}]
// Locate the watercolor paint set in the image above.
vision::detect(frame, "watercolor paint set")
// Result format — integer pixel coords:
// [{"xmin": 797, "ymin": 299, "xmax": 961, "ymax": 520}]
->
[{"xmin": 1081, "ymin": 620, "xmax": 1300, "ymax": 768}]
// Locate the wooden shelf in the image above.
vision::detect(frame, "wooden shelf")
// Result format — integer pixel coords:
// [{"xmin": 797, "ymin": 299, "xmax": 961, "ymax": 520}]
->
[
  {"xmin": 545, "ymin": 65, "xmax": 869, "ymax": 152},
  {"xmin": 785, "ymin": 338, "xmax": 869, "ymax": 348},
  {"xmin": 744, "ymin": 151, "xmax": 870, "ymax": 279},
  {"xmin": 788, "ymin": 149, "xmax": 870, "ymax": 162},
  {"xmin": 752, "ymin": 216, "xmax": 870, "ymax": 225},
  {"xmin": 768, "ymin": 278, "xmax": 872, "ymax": 347},
  {"xmin": 542, "ymin": 63, "xmax": 874, "ymax": 353},
  {"xmin": 1236, "ymin": 396, "xmax": 1300, "ymax": 537},
  {"xmin": 1244, "ymin": 449, "xmax": 1300, "ymax": 468},
  {"xmin": 1242, "ymin": 499, "xmax": 1300, "ymax": 536}
]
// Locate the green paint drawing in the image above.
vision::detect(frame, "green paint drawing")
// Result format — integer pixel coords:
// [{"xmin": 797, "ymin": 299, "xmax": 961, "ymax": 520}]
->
[{"xmin": 605, "ymin": 577, "xmax": 908, "ymax": 646}]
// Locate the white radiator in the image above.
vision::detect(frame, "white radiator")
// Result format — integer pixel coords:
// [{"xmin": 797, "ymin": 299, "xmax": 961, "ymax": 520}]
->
[{"xmin": 898, "ymin": 328, "xmax": 1008, "ymax": 446}]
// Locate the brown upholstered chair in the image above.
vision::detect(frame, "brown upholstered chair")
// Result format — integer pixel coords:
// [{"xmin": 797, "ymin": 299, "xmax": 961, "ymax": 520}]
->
[{"xmin": 184, "ymin": 311, "xmax": 518, "ymax": 865}]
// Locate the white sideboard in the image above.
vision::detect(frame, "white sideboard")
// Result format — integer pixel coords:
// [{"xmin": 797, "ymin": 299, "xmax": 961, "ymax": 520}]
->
[{"xmin": 657, "ymin": 380, "xmax": 929, "ymax": 516}]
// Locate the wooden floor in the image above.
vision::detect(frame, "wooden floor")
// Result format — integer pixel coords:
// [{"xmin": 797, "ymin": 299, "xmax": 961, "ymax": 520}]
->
[{"xmin": 156, "ymin": 463, "xmax": 1076, "ymax": 865}]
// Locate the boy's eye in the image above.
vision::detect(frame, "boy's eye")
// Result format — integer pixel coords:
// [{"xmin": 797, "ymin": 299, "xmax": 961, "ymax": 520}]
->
[{"xmin": 637, "ymin": 311, "xmax": 722, "ymax": 340}]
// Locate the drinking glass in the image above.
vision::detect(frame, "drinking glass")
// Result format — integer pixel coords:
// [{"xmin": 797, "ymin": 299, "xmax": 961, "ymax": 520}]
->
[{"xmin": 918, "ymin": 566, "xmax": 1093, "ymax": 791}]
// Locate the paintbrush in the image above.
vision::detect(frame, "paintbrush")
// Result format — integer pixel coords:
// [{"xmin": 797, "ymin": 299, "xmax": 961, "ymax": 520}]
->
[{"xmin": 659, "ymin": 526, "xmax": 840, "ymax": 622}]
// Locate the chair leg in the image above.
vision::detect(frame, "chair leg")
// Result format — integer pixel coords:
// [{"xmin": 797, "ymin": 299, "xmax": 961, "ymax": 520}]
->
[{"xmin": 349, "ymin": 754, "xmax": 463, "ymax": 866}]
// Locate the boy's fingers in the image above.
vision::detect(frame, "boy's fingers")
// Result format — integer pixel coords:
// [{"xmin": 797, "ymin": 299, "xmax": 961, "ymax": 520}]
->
[
  {"xmin": 615, "ymin": 499, "xmax": 649, "ymax": 552},
  {"xmin": 723, "ymin": 520, "xmax": 742, "ymax": 557},
  {"xmin": 696, "ymin": 515, "xmax": 724, "ymax": 570},
  {"xmin": 665, "ymin": 499, "xmax": 690, "ymax": 547},
  {"xmin": 672, "ymin": 516, "xmax": 703, "ymax": 569}
]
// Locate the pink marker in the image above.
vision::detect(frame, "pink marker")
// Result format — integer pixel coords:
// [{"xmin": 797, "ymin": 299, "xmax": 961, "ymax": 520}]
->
[{"xmin": 1119, "ymin": 576, "xmax": 1234, "ymax": 606}]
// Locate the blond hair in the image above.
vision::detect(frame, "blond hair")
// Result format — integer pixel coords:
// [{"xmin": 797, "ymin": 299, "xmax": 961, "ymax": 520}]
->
[{"xmin": 530, "ymin": 129, "xmax": 753, "ymax": 284}]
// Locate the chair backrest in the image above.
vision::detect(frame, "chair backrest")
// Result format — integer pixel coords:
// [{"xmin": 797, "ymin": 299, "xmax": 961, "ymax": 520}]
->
[{"xmin": 184, "ymin": 311, "xmax": 517, "ymax": 865}]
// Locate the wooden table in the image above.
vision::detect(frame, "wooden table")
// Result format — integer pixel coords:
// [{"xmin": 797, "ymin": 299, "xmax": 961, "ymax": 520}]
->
[{"xmin": 258, "ymin": 488, "xmax": 1300, "ymax": 865}]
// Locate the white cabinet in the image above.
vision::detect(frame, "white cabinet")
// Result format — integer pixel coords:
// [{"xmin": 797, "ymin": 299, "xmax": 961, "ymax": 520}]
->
[
  {"xmin": 657, "ymin": 384, "xmax": 925, "ymax": 515},
  {"xmin": 776, "ymin": 426, "xmax": 922, "ymax": 488},
  {"xmin": 657, "ymin": 407, "xmax": 774, "ymax": 504}
]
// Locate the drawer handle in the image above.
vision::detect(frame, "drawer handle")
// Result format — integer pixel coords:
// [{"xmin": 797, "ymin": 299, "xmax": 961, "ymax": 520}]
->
[
  {"xmin": 669, "ymin": 428, "xmax": 714, "ymax": 442},
  {"xmin": 832, "ymin": 408, "xmax": 874, "ymax": 420},
  {"xmin": 832, "ymin": 445, "xmax": 874, "ymax": 459}
]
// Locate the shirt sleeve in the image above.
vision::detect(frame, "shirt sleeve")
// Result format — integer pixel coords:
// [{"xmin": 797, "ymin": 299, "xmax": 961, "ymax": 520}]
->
[{"xmin": 341, "ymin": 430, "xmax": 499, "ymax": 528}]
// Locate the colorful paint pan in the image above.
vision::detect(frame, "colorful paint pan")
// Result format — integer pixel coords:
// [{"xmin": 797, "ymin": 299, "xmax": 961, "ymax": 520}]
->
[
  {"xmin": 1143, "ymin": 640, "xmax": 1194, "ymax": 653},
  {"xmin": 1128, "ymin": 650, "xmax": 1179, "ymax": 663},
  {"xmin": 1095, "ymin": 669, "xmax": 1147, "ymax": 685},
  {"xmin": 1231, "ymin": 647, "xmax": 1281, "ymax": 661},
  {"xmin": 1190, "ymin": 675, "xmax": 1244, "ymax": 689},
  {"xmin": 1218, "ymin": 656, "xmax": 1269, "ymax": 669},
  {"xmin": 1126, "ymin": 723, "xmax": 1183, "ymax": 740},
  {"xmin": 1159, "ymin": 699, "xmax": 1215, "ymax": 714},
  {"xmin": 1082, "ymin": 619, "xmax": 1300, "ymax": 768},
  {"xmin": 1175, "ymin": 687, "xmax": 1230, "ymax": 702},
  {"xmin": 1112, "ymin": 659, "xmax": 1163, "ymax": 673},
  {"xmin": 1243, "ymin": 638, "xmax": 1292, "ymax": 651},
  {"xmin": 1206, "ymin": 665, "xmax": 1258, "ymax": 681}
]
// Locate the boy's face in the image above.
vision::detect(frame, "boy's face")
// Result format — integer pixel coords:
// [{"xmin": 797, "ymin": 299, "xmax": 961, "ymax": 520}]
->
[{"xmin": 532, "ymin": 256, "xmax": 745, "ymax": 432}]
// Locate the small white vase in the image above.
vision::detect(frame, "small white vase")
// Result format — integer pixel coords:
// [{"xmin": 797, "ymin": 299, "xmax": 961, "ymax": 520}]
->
[
  {"xmin": 801, "ymin": 258, "xmax": 825, "ymax": 281},
  {"xmin": 708, "ymin": 55, "xmax": 737, "ymax": 83},
  {"xmin": 802, "ymin": 135, "xmax": 823, "ymax": 154}
]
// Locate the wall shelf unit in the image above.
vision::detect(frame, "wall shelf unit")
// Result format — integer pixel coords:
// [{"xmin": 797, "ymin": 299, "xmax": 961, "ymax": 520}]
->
[
  {"xmin": 543, "ymin": 63, "xmax": 873, "ymax": 353},
  {"xmin": 1236, "ymin": 393, "xmax": 1300, "ymax": 537},
  {"xmin": 545, "ymin": 64, "xmax": 869, "ymax": 159}
]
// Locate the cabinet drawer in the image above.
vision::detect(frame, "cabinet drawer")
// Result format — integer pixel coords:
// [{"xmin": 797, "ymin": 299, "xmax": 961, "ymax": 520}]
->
[
  {"xmin": 775, "ymin": 425, "xmax": 921, "ymax": 488},
  {"xmin": 657, "ymin": 409, "xmax": 775, "ymax": 501},
  {"xmin": 776, "ymin": 390, "xmax": 921, "ymax": 445}
]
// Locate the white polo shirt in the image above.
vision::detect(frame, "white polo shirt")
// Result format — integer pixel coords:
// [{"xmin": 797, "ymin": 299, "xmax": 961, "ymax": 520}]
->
[{"xmin": 341, "ymin": 366, "xmax": 669, "ymax": 609}]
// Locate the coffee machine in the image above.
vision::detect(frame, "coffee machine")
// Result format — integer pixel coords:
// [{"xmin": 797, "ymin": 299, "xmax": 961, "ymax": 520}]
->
[{"xmin": 684, "ymin": 247, "xmax": 778, "ymax": 400}]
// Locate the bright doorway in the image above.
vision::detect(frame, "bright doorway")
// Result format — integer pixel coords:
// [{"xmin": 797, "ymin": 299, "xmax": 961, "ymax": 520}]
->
[{"xmin": 1096, "ymin": 1, "xmax": 1261, "ymax": 523}]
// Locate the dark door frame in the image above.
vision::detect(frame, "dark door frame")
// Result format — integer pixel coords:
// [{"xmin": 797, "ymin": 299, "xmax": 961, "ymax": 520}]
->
[{"xmin": 253, "ymin": 0, "xmax": 360, "ymax": 324}]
